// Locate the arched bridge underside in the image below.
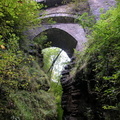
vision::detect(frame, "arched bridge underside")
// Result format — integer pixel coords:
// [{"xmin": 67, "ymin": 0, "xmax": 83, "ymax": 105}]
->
[{"xmin": 26, "ymin": 23, "xmax": 87, "ymax": 57}]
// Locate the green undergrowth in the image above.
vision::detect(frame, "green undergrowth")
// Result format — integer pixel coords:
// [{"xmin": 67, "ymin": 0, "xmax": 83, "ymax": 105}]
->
[
  {"xmin": 73, "ymin": 2, "xmax": 120, "ymax": 119},
  {"xmin": 50, "ymin": 81, "xmax": 63, "ymax": 120},
  {"xmin": 10, "ymin": 90, "xmax": 57, "ymax": 120},
  {"xmin": 0, "ymin": 0, "xmax": 57, "ymax": 119},
  {"xmin": 0, "ymin": 53, "xmax": 57, "ymax": 120}
]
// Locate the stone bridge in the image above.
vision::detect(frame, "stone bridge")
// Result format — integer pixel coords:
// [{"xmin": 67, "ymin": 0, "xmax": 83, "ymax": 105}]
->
[
  {"xmin": 26, "ymin": 1, "xmax": 89, "ymax": 58},
  {"xmin": 26, "ymin": 23, "xmax": 87, "ymax": 57},
  {"xmin": 26, "ymin": 0, "xmax": 116, "ymax": 58}
]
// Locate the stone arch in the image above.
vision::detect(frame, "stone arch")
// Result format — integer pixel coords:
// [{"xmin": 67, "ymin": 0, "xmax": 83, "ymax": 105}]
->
[
  {"xmin": 34, "ymin": 28, "xmax": 77, "ymax": 57},
  {"xmin": 25, "ymin": 23, "xmax": 87, "ymax": 56}
]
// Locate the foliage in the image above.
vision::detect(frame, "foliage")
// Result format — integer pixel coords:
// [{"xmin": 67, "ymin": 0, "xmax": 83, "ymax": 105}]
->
[
  {"xmin": 0, "ymin": 0, "xmax": 44, "ymax": 53},
  {"xmin": 34, "ymin": 32, "xmax": 48, "ymax": 48},
  {"xmin": 86, "ymin": 3, "xmax": 120, "ymax": 79},
  {"xmin": 50, "ymin": 81, "xmax": 63, "ymax": 120},
  {"xmin": 10, "ymin": 90, "xmax": 57, "ymax": 120},
  {"xmin": 0, "ymin": 49, "xmax": 57, "ymax": 119},
  {"xmin": 0, "ymin": 0, "xmax": 57, "ymax": 119},
  {"xmin": 77, "ymin": 12, "xmax": 95, "ymax": 30},
  {"xmin": 76, "ymin": 3, "xmax": 120, "ymax": 119}
]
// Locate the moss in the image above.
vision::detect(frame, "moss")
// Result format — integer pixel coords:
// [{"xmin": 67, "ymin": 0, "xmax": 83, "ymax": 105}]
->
[
  {"xmin": 10, "ymin": 90, "xmax": 57, "ymax": 120},
  {"xmin": 0, "ymin": 56, "xmax": 57, "ymax": 120}
]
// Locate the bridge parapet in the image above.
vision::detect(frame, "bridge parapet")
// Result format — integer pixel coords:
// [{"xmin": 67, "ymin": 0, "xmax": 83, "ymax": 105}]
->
[{"xmin": 39, "ymin": 12, "xmax": 79, "ymax": 23}]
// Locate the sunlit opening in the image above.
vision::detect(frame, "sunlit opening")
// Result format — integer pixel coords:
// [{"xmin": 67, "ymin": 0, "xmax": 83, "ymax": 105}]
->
[{"xmin": 42, "ymin": 47, "xmax": 70, "ymax": 82}]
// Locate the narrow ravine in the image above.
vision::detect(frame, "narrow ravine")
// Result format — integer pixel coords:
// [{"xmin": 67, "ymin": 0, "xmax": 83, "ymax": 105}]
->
[{"xmin": 0, "ymin": 0, "xmax": 119, "ymax": 120}]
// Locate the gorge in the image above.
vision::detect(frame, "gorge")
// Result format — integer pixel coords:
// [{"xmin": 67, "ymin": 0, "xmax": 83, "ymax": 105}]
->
[{"xmin": 0, "ymin": 0, "xmax": 119, "ymax": 120}]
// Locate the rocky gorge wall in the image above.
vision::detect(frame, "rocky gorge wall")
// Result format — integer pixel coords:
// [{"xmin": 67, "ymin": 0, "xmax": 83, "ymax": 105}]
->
[
  {"xmin": 61, "ymin": 59, "xmax": 105, "ymax": 120},
  {"xmin": 60, "ymin": 0, "xmax": 117, "ymax": 120}
]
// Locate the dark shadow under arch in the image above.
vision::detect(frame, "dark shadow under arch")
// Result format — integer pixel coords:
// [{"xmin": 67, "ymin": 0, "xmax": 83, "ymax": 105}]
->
[{"xmin": 34, "ymin": 28, "xmax": 77, "ymax": 58}]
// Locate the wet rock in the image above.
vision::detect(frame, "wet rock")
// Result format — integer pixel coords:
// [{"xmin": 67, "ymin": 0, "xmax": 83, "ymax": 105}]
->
[
  {"xmin": 61, "ymin": 70, "xmax": 70, "ymax": 75},
  {"xmin": 64, "ymin": 64, "xmax": 72, "ymax": 70}
]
